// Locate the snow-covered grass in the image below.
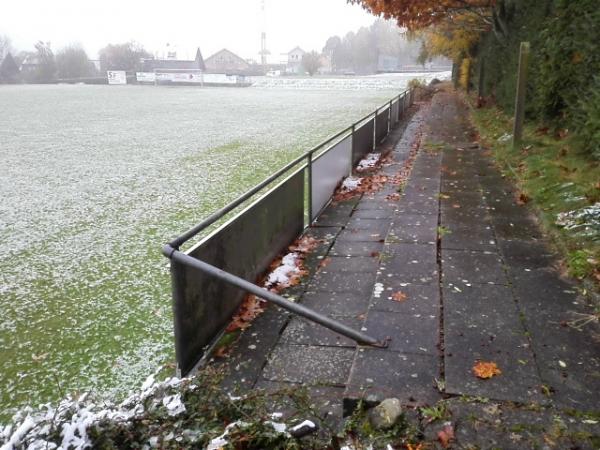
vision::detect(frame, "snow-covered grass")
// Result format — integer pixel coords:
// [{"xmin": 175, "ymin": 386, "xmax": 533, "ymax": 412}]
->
[
  {"xmin": 0, "ymin": 368, "xmax": 306, "ymax": 450},
  {"xmin": 0, "ymin": 82, "xmax": 417, "ymax": 417}
]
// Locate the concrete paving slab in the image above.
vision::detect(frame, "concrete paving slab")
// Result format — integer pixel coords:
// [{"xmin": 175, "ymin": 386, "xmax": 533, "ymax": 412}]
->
[
  {"xmin": 318, "ymin": 256, "xmax": 380, "ymax": 273},
  {"xmin": 389, "ymin": 213, "xmax": 438, "ymax": 243},
  {"xmin": 439, "ymin": 223, "xmax": 497, "ymax": 251},
  {"xmin": 329, "ymin": 240, "xmax": 384, "ymax": 257},
  {"xmin": 497, "ymin": 238, "xmax": 557, "ymax": 269},
  {"xmin": 380, "ymin": 243, "xmax": 439, "ymax": 285},
  {"xmin": 220, "ymin": 306, "xmax": 290, "ymax": 391},
  {"xmin": 443, "ymin": 285, "xmax": 542, "ymax": 402},
  {"xmin": 309, "ymin": 270, "xmax": 377, "ymax": 296},
  {"xmin": 442, "ymin": 249, "xmax": 508, "ymax": 285},
  {"xmin": 445, "ymin": 400, "xmax": 600, "ymax": 450},
  {"xmin": 364, "ymin": 310, "xmax": 438, "ymax": 355},
  {"xmin": 253, "ymin": 380, "xmax": 345, "ymax": 430},
  {"xmin": 369, "ymin": 283, "xmax": 439, "ymax": 317},
  {"xmin": 280, "ymin": 315, "xmax": 362, "ymax": 347},
  {"xmin": 345, "ymin": 348, "xmax": 441, "ymax": 407},
  {"xmin": 336, "ymin": 228, "xmax": 388, "ymax": 243},
  {"xmin": 492, "ymin": 216, "xmax": 544, "ymax": 240},
  {"xmin": 300, "ymin": 290, "xmax": 371, "ymax": 317},
  {"xmin": 263, "ymin": 344, "xmax": 355, "ymax": 386},
  {"xmin": 352, "ymin": 208, "xmax": 397, "ymax": 219}
]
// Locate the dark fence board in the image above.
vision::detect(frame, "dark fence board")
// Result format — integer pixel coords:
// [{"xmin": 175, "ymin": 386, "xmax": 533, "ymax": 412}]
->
[
  {"xmin": 172, "ymin": 170, "xmax": 305, "ymax": 375},
  {"xmin": 351, "ymin": 118, "xmax": 374, "ymax": 166},
  {"xmin": 376, "ymin": 107, "xmax": 390, "ymax": 144}
]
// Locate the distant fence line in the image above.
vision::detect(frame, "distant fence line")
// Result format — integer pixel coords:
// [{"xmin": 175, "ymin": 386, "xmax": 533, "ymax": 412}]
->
[{"xmin": 162, "ymin": 88, "xmax": 416, "ymax": 376}]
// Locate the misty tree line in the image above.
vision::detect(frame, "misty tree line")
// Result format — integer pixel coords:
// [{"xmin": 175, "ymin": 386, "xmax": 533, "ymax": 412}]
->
[
  {"xmin": 321, "ymin": 19, "xmax": 422, "ymax": 74},
  {"xmin": 0, "ymin": 36, "xmax": 151, "ymax": 83},
  {"xmin": 0, "ymin": 19, "xmax": 433, "ymax": 83}
]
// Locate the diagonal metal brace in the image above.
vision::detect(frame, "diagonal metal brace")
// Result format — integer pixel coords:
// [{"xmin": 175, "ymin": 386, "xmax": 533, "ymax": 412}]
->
[{"xmin": 163, "ymin": 244, "xmax": 388, "ymax": 348}]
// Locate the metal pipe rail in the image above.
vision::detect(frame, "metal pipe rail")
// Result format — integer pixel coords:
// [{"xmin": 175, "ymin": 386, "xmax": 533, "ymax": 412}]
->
[
  {"xmin": 167, "ymin": 89, "xmax": 410, "ymax": 250},
  {"xmin": 163, "ymin": 244, "xmax": 387, "ymax": 347}
]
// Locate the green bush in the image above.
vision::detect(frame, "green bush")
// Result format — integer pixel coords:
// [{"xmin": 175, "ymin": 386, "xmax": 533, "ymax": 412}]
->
[
  {"xmin": 535, "ymin": 0, "xmax": 600, "ymax": 129},
  {"xmin": 475, "ymin": 0, "xmax": 600, "ymax": 160},
  {"xmin": 573, "ymin": 78, "xmax": 600, "ymax": 160}
]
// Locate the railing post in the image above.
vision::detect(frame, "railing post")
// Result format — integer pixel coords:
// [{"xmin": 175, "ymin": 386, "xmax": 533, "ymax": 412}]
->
[
  {"xmin": 388, "ymin": 100, "xmax": 392, "ymax": 134},
  {"xmin": 373, "ymin": 109, "xmax": 377, "ymax": 150},
  {"xmin": 307, "ymin": 152, "xmax": 313, "ymax": 224},
  {"xmin": 351, "ymin": 123, "xmax": 356, "ymax": 174}
]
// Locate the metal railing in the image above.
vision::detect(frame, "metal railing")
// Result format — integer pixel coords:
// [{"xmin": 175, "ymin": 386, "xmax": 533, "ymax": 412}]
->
[{"xmin": 163, "ymin": 88, "xmax": 414, "ymax": 376}]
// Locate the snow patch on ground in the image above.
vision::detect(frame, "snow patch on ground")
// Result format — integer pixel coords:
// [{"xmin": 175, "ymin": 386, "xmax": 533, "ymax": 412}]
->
[
  {"xmin": 556, "ymin": 202, "xmax": 600, "ymax": 238},
  {"xmin": 264, "ymin": 253, "xmax": 301, "ymax": 288},
  {"xmin": 357, "ymin": 153, "xmax": 381, "ymax": 171},
  {"xmin": 341, "ymin": 176, "xmax": 363, "ymax": 192},
  {"xmin": 0, "ymin": 373, "xmax": 186, "ymax": 450}
]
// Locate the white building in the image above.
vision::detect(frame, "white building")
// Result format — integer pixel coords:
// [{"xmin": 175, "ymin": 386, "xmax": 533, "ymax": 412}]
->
[{"xmin": 286, "ymin": 46, "xmax": 305, "ymax": 74}]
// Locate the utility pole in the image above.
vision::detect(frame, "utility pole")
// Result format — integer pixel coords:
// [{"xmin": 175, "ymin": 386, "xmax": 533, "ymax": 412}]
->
[{"xmin": 259, "ymin": 0, "xmax": 270, "ymax": 67}]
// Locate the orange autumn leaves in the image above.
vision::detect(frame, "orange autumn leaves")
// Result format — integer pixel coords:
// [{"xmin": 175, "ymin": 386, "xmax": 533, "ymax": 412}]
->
[
  {"xmin": 348, "ymin": 0, "xmax": 495, "ymax": 30},
  {"xmin": 226, "ymin": 235, "xmax": 320, "ymax": 334},
  {"xmin": 473, "ymin": 360, "xmax": 502, "ymax": 379}
]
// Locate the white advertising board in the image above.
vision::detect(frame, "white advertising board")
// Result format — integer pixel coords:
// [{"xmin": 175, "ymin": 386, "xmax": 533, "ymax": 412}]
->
[
  {"xmin": 203, "ymin": 73, "xmax": 241, "ymax": 84},
  {"xmin": 107, "ymin": 70, "xmax": 127, "ymax": 85},
  {"xmin": 156, "ymin": 72, "xmax": 204, "ymax": 83},
  {"xmin": 136, "ymin": 72, "xmax": 156, "ymax": 83}
]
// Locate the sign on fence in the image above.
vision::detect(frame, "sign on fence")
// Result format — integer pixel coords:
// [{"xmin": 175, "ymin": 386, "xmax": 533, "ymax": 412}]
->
[{"xmin": 107, "ymin": 71, "xmax": 127, "ymax": 85}]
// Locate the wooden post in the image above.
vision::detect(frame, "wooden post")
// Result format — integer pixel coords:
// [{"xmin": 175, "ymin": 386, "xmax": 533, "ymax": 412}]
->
[
  {"xmin": 452, "ymin": 60, "xmax": 459, "ymax": 88},
  {"xmin": 512, "ymin": 42, "xmax": 530, "ymax": 148},
  {"xmin": 478, "ymin": 58, "xmax": 485, "ymax": 98}
]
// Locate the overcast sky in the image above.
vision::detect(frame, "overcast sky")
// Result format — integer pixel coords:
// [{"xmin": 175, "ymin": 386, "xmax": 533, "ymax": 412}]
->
[{"xmin": 2, "ymin": 0, "xmax": 379, "ymax": 62}]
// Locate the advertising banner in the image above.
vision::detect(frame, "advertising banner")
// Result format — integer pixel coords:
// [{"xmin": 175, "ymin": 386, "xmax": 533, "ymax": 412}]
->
[{"xmin": 107, "ymin": 71, "xmax": 127, "ymax": 85}]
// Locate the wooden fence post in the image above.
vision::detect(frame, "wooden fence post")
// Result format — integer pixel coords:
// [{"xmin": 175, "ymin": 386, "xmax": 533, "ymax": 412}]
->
[
  {"xmin": 478, "ymin": 58, "xmax": 485, "ymax": 98},
  {"xmin": 512, "ymin": 42, "xmax": 530, "ymax": 148}
]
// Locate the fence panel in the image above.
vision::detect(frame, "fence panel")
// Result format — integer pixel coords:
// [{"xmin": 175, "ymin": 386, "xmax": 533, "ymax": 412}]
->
[
  {"xmin": 171, "ymin": 170, "xmax": 305, "ymax": 375},
  {"xmin": 311, "ymin": 135, "xmax": 352, "ymax": 220},
  {"xmin": 391, "ymin": 100, "xmax": 399, "ymax": 125},
  {"xmin": 352, "ymin": 118, "xmax": 374, "ymax": 165},
  {"xmin": 376, "ymin": 107, "xmax": 390, "ymax": 144}
]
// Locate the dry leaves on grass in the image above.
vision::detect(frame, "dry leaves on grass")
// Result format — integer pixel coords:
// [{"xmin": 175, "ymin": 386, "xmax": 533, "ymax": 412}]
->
[
  {"xmin": 391, "ymin": 291, "xmax": 408, "ymax": 303},
  {"xmin": 473, "ymin": 361, "xmax": 502, "ymax": 379},
  {"xmin": 438, "ymin": 423, "xmax": 455, "ymax": 448}
]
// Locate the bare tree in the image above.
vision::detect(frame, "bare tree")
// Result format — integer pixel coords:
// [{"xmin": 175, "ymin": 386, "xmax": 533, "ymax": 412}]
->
[
  {"xmin": 56, "ymin": 44, "xmax": 92, "ymax": 79},
  {"xmin": 0, "ymin": 34, "xmax": 13, "ymax": 60},
  {"xmin": 98, "ymin": 41, "xmax": 150, "ymax": 72},
  {"xmin": 33, "ymin": 41, "xmax": 57, "ymax": 82},
  {"xmin": 302, "ymin": 51, "xmax": 322, "ymax": 76}
]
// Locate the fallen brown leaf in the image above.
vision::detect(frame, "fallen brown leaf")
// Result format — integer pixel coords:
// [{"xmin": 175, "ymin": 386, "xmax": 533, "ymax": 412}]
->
[
  {"xmin": 392, "ymin": 291, "xmax": 408, "ymax": 302},
  {"xmin": 473, "ymin": 361, "xmax": 502, "ymax": 379},
  {"xmin": 438, "ymin": 424, "xmax": 455, "ymax": 448},
  {"xmin": 318, "ymin": 257, "xmax": 331, "ymax": 269},
  {"xmin": 515, "ymin": 191, "xmax": 529, "ymax": 205}
]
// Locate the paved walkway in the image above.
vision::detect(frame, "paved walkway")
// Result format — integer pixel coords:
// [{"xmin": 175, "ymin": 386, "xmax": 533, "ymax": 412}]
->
[{"xmin": 220, "ymin": 89, "xmax": 600, "ymax": 447}]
